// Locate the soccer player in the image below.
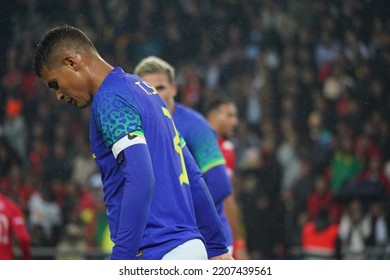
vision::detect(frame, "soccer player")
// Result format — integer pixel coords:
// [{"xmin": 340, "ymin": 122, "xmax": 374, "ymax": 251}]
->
[
  {"xmin": 0, "ymin": 193, "xmax": 31, "ymax": 260},
  {"xmin": 33, "ymin": 25, "xmax": 231, "ymax": 260},
  {"xmin": 134, "ymin": 56, "xmax": 242, "ymax": 257},
  {"xmin": 206, "ymin": 97, "xmax": 250, "ymax": 260}
]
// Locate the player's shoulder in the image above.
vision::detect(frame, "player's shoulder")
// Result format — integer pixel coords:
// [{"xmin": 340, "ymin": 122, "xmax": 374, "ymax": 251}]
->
[
  {"xmin": 92, "ymin": 73, "xmax": 140, "ymax": 110},
  {"xmin": 175, "ymin": 103, "xmax": 211, "ymax": 128},
  {"xmin": 175, "ymin": 103, "xmax": 202, "ymax": 118},
  {"xmin": 96, "ymin": 67, "xmax": 141, "ymax": 94}
]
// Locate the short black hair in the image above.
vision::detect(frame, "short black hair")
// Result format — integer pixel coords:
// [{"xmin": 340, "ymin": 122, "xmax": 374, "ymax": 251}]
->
[
  {"xmin": 33, "ymin": 24, "xmax": 96, "ymax": 77},
  {"xmin": 204, "ymin": 96, "xmax": 234, "ymax": 116}
]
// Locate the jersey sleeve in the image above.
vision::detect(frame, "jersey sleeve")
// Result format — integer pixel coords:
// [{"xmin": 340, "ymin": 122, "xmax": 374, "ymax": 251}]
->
[
  {"xmin": 93, "ymin": 93, "xmax": 146, "ymax": 156},
  {"xmin": 110, "ymin": 144, "xmax": 155, "ymax": 259},
  {"xmin": 202, "ymin": 165, "xmax": 232, "ymax": 205},
  {"xmin": 185, "ymin": 121, "xmax": 226, "ymax": 173}
]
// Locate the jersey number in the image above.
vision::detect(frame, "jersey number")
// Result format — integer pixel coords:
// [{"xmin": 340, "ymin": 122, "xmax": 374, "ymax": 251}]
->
[
  {"xmin": 161, "ymin": 107, "xmax": 189, "ymax": 186},
  {"xmin": 135, "ymin": 81, "xmax": 158, "ymax": 95}
]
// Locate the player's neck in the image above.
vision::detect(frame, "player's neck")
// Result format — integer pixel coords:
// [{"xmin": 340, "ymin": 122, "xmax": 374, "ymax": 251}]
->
[{"xmin": 89, "ymin": 57, "xmax": 114, "ymax": 95}]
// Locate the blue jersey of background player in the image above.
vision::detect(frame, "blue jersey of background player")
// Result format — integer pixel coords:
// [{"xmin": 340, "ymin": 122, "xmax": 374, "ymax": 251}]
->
[
  {"xmin": 134, "ymin": 57, "xmax": 234, "ymax": 250},
  {"xmin": 33, "ymin": 25, "xmax": 231, "ymax": 260},
  {"xmin": 173, "ymin": 104, "xmax": 233, "ymax": 247}
]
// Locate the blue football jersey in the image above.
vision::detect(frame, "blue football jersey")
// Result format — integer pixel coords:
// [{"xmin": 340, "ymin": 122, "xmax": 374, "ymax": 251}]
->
[{"xmin": 90, "ymin": 67, "xmax": 207, "ymax": 259}]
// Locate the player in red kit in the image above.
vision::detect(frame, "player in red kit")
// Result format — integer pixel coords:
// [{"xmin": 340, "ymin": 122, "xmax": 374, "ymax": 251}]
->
[
  {"xmin": 0, "ymin": 193, "xmax": 31, "ymax": 259},
  {"xmin": 206, "ymin": 97, "xmax": 250, "ymax": 260}
]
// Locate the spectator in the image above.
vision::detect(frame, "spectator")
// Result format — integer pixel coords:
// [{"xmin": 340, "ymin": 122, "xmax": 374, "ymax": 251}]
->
[
  {"xmin": 301, "ymin": 208, "xmax": 339, "ymax": 259},
  {"xmin": 276, "ymin": 117, "xmax": 301, "ymax": 191},
  {"xmin": 338, "ymin": 199, "xmax": 371, "ymax": 259},
  {"xmin": 366, "ymin": 200, "xmax": 388, "ymax": 251},
  {"xmin": 28, "ymin": 187, "xmax": 63, "ymax": 246},
  {"xmin": 304, "ymin": 110, "xmax": 333, "ymax": 175},
  {"xmin": 306, "ymin": 175, "xmax": 341, "ymax": 223},
  {"xmin": 0, "ymin": 138, "xmax": 20, "ymax": 178},
  {"xmin": 314, "ymin": 30, "xmax": 340, "ymax": 70},
  {"xmin": 290, "ymin": 158, "xmax": 315, "ymax": 215},
  {"xmin": 3, "ymin": 99, "xmax": 28, "ymax": 163},
  {"xmin": 56, "ymin": 223, "xmax": 87, "ymax": 260},
  {"xmin": 323, "ymin": 64, "xmax": 355, "ymax": 102},
  {"xmin": 330, "ymin": 136, "xmax": 363, "ymax": 194},
  {"xmin": 356, "ymin": 155, "xmax": 390, "ymax": 198}
]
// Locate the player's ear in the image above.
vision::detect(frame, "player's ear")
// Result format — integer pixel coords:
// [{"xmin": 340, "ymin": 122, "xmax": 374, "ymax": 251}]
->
[{"xmin": 63, "ymin": 55, "xmax": 80, "ymax": 71}]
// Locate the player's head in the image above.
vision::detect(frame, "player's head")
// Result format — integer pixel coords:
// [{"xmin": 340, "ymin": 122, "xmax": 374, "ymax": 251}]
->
[
  {"xmin": 33, "ymin": 24, "xmax": 99, "ymax": 108},
  {"xmin": 134, "ymin": 56, "xmax": 177, "ymax": 109},
  {"xmin": 206, "ymin": 97, "xmax": 238, "ymax": 139}
]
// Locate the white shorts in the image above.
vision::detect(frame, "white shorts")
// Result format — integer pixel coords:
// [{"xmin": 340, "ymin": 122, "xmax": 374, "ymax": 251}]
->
[{"xmin": 162, "ymin": 239, "xmax": 208, "ymax": 260}]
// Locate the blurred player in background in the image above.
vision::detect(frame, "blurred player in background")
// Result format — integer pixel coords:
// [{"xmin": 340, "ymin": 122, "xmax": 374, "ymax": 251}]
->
[
  {"xmin": 33, "ymin": 25, "xmax": 231, "ymax": 260},
  {"xmin": 0, "ymin": 193, "xmax": 31, "ymax": 260},
  {"xmin": 206, "ymin": 97, "xmax": 250, "ymax": 259},
  {"xmin": 135, "ymin": 56, "xmax": 247, "ymax": 259}
]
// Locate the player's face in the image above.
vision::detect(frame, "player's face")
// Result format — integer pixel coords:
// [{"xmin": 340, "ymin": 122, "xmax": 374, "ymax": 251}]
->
[
  {"xmin": 140, "ymin": 72, "xmax": 177, "ymax": 104},
  {"xmin": 217, "ymin": 102, "xmax": 238, "ymax": 139},
  {"xmin": 41, "ymin": 64, "xmax": 91, "ymax": 109}
]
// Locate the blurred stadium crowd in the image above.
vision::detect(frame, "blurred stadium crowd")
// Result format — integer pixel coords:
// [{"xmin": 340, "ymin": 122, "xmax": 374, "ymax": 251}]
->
[{"xmin": 1, "ymin": 0, "xmax": 390, "ymax": 259}]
